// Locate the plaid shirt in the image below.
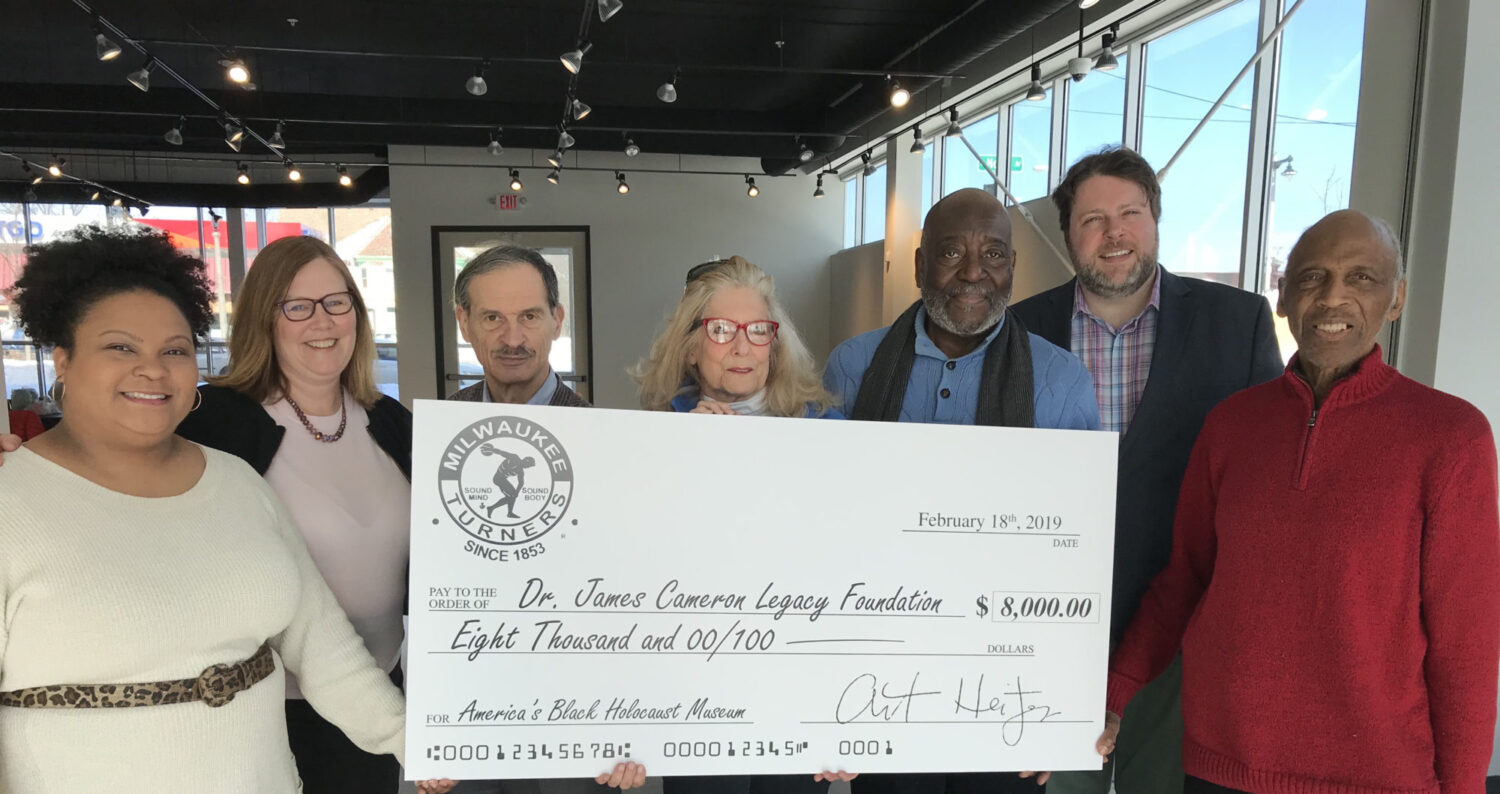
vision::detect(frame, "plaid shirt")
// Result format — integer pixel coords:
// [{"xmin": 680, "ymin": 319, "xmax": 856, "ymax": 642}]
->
[{"xmin": 1070, "ymin": 268, "xmax": 1162, "ymax": 434}]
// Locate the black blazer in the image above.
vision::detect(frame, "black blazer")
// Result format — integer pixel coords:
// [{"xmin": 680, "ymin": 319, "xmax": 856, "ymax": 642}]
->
[
  {"xmin": 1011, "ymin": 268, "xmax": 1283, "ymax": 644},
  {"xmin": 175, "ymin": 384, "xmax": 413, "ymax": 481}
]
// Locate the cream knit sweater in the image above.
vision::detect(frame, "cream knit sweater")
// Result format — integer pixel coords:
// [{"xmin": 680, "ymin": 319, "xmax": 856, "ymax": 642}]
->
[{"xmin": 0, "ymin": 445, "xmax": 406, "ymax": 792}]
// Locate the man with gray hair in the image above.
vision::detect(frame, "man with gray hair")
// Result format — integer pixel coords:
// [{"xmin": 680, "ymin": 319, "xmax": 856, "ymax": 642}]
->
[
  {"xmin": 1097, "ymin": 209, "xmax": 1500, "ymax": 793},
  {"xmin": 451, "ymin": 244, "xmax": 589, "ymax": 407}
]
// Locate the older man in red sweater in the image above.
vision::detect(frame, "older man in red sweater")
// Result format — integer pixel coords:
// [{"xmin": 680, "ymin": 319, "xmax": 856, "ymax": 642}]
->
[{"xmin": 1097, "ymin": 210, "xmax": 1500, "ymax": 793}]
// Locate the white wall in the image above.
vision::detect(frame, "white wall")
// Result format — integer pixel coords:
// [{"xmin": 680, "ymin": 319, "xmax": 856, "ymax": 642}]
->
[
  {"xmin": 1396, "ymin": 0, "xmax": 1500, "ymax": 774},
  {"xmin": 388, "ymin": 146, "xmax": 843, "ymax": 409},
  {"xmin": 1426, "ymin": 0, "xmax": 1500, "ymax": 427}
]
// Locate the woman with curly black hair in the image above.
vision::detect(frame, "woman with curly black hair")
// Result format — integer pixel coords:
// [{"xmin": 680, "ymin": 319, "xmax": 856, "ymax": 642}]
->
[{"xmin": 0, "ymin": 224, "xmax": 453, "ymax": 794}]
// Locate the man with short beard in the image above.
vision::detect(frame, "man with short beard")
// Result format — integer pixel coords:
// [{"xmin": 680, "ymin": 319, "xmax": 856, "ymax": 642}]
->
[
  {"xmin": 1010, "ymin": 147, "xmax": 1281, "ymax": 794},
  {"xmin": 825, "ymin": 189, "xmax": 1097, "ymax": 794},
  {"xmin": 825, "ymin": 188, "xmax": 1098, "ymax": 437}
]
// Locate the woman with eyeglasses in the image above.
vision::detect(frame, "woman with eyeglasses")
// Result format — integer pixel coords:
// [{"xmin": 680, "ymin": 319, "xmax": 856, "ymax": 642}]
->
[
  {"xmin": 637, "ymin": 256, "xmax": 841, "ymax": 420},
  {"xmin": 0, "ymin": 225, "xmax": 451, "ymax": 793},
  {"xmin": 636, "ymin": 256, "xmax": 848, "ymax": 794},
  {"xmin": 172, "ymin": 234, "xmax": 418, "ymax": 793}
]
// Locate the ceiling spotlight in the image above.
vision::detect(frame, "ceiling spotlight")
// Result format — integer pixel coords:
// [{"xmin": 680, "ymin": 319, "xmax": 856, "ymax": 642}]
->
[
  {"xmin": 338, "ymin": 165, "xmax": 353, "ymax": 187},
  {"xmin": 888, "ymin": 76, "xmax": 910, "ymax": 109},
  {"xmin": 910, "ymin": 128, "xmax": 925, "ymax": 154},
  {"xmin": 945, "ymin": 107, "xmax": 962, "ymax": 137},
  {"xmin": 657, "ymin": 72, "xmax": 679, "ymax": 103},
  {"xmin": 165, "ymin": 115, "xmax": 185, "ymax": 145},
  {"xmin": 745, "ymin": 175, "xmax": 759, "ymax": 198},
  {"xmin": 22, "ymin": 163, "xmax": 42, "ymax": 185},
  {"xmin": 560, "ymin": 41, "xmax": 592, "ymax": 75},
  {"xmin": 1095, "ymin": 28, "xmax": 1119, "ymax": 72},
  {"xmin": 861, "ymin": 151, "xmax": 875, "ymax": 177},
  {"xmin": 466, "ymin": 62, "xmax": 489, "ymax": 96},
  {"xmin": 616, "ymin": 172, "xmax": 630, "ymax": 195},
  {"xmin": 236, "ymin": 163, "xmax": 250, "ymax": 184},
  {"xmin": 111, "ymin": 195, "xmax": 124, "ymax": 207},
  {"xmin": 624, "ymin": 136, "xmax": 640, "ymax": 157},
  {"xmin": 509, "ymin": 169, "xmax": 523, "ymax": 191},
  {"xmin": 94, "ymin": 25, "xmax": 122, "ymax": 62},
  {"xmin": 813, "ymin": 174, "xmax": 825, "ymax": 199},
  {"xmin": 547, "ymin": 168, "xmax": 561, "ymax": 185},
  {"xmin": 48, "ymin": 156, "xmax": 65, "ymax": 177},
  {"xmin": 572, "ymin": 98, "xmax": 592, "ymax": 121},
  {"xmin": 127, "ymin": 57, "xmax": 155, "ymax": 92},
  {"xmin": 1027, "ymin": 63, "xmax": 1048, "ymax": 101},
  {"xmin": 558, "ymin": 128, "xmax": 576, "ymax": 150},
  {"xmin": 285, "ymin": 162, "xmax": 302, "ymax": 182},
  {"xmin": 269, "ymin": 120, "xmax": 287, "ymax": 149},
  {"xmin": 224, "ymin": 120, "xmax": 245, "ymax": 152},
  {"xmin": 547, "ymin": 150, "xmax": 563, "ymax": 168},
  {"xmin": 90, "ymin": 188, "xmax": 102, "ymax": 201},
  {"xmin": 597, "ymin": 0, "xmax": 624, "ymax": 22},
  {"xmin": 797, "ymin": 138, "xmax": 814, "ymax": 163},
  {"xmin": 1079, "ymin": 0, "xmax": 1101, "ymax": 7},
  {"xmin": 222, "ymin": 55, "xmax": 250, "ymax": 84},
  {"xmin": 488, "ymin": 129, "xmax": 503, "ymax": 156}
]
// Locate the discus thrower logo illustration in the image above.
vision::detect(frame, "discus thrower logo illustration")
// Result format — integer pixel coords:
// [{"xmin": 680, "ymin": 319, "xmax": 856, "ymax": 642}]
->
[{"xmin": 438, "ymin": 416, "xmax": 574, "ymax": 549}]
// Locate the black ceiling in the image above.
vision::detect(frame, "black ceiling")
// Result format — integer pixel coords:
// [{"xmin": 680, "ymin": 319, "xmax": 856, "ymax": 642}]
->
[{"xmin": 2, "ymin": 0, "xmax": 1072, "ymax": 200}]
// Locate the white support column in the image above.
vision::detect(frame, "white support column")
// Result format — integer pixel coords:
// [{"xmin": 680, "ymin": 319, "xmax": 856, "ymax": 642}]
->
[
  {"xmin": 1238, "ymin": 0, "xmax": 1281, "ymax": 293},
  {"xmin": 882, "ymin": 134, "xmax": 926, "ymax": 324},
  {"xmin": 1397, "ymin": 0, "xmax": 1500, "ymax": 773},
  {"xmin": 1122, "ymin": 40, "xmax": 1146, "ymax": 151}
]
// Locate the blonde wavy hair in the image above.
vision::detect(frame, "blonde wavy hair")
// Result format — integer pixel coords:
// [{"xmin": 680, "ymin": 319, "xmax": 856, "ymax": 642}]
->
[
  {"xmin": 634, "ymin": 256, "xmax": 836, "ymax": 417},
  {"xmin": 211, "ymin": 235, "xmax": 382, "ymax": 408}
]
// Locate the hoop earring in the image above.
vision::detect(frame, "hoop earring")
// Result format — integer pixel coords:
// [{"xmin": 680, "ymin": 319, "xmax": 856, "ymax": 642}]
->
[{"xmin": 191, "ymin": 388, "xmax": 203, "ymax": 412}]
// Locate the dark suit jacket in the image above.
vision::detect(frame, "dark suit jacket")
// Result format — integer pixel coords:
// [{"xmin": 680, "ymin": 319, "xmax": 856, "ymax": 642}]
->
[
  {"xmin": 449, "ymin": 375, "xmax": 591, "ymax": 407},
  {"xmin": 1011, "ymin": 267, "xmax": 1283, "ymax": 644}
]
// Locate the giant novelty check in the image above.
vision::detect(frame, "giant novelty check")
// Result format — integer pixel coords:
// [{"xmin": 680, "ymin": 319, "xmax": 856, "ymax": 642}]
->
[{"xmin": 406, "ymin": 401, "xmax": 1117, "ymax": 779}]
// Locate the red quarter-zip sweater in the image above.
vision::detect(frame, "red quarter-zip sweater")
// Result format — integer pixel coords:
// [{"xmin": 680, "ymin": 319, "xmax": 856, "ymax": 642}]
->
[{"xmin": 1107, "ymin": 347, "xmax": 1500, "ymax": 793}]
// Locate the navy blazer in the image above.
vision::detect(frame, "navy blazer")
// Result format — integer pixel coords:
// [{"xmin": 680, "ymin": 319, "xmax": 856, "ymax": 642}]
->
[{"xmin": 1011, "ymin": 267, "xmax": 1283, "ymax": 644}]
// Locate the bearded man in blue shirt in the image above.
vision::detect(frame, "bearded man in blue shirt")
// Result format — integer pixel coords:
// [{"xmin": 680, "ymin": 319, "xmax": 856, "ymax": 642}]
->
[
  {"xmin": 825, "ymin": 188, "xmax": 1099, "ymax": 434},
  {"xmin": 823, "ymin": 187, "xmax": 1099, "ymax": 794}
]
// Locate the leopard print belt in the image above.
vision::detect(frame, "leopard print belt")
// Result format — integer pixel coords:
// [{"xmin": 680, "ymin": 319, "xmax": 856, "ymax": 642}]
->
[{"xmin": 0, "ymin": 642, "xmax": 275, "ymax": 709}]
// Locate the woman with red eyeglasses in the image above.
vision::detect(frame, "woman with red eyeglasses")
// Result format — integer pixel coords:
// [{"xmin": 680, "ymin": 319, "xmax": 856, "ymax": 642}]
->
[
  {"xmin": 634, "ymin": 258, "xmax": 846, "ymax": 792},
  {"xmin": 636, "ymin": 256, "xmax": 841, "ymax": 420}
]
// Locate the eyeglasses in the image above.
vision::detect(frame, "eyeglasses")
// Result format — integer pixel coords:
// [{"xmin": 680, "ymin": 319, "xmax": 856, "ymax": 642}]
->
[
  {"xmin": 700, "ymin": 317, "xmax": 778, "ymax": 346},
  {"xmin": 278, "ymin": 291, "xmax": 356, "ymax": 322}
]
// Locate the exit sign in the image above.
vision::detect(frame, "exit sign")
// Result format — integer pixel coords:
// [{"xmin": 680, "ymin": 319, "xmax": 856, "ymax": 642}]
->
[{"xmin": 495, "ymin": 194, "xmax": 521, "ymax": 211}]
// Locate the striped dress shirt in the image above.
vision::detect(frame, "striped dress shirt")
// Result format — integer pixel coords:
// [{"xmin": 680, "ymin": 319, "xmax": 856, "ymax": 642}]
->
[{"xmin": 1070, "ymin": 268, "xmax": 1162, "ymax": 434}]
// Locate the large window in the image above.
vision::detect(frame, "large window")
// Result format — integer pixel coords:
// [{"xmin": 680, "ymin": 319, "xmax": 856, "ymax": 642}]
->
[
  {"xmin": 1065, "ymin": 53, "xmax": 1129, "ymax": 168},
  {"xmin": 1009, "ymin": 90, "xmax": 1054, "ymax": 203},
  {"xmin": 839, "ymin": 0, "xmax": 1367, "ymax": 284},
  {"xmin": 1264, "ymin": 0, "xmax": 1364, "ymax": 360},
  {"xmin": 842, "ymin": 176, "xmax": 858, "ymax": 249},
  {"xmin": 1140, "ymin": 0, "xmax": 1259, "ymax": 286},
  {"xmin": 862, "ymin": 163, "xmax": 887, "ymax": 243},
  {"xmin": 921, "ymin": 141, "xmax": 934, "ymax": 215},
  {"xmin": 4, "ymin": 204, "xmax": 121, "ymax": 411},
  {"xmin": 943, "ymin": 113, "xmax": 1000, "ymax": 198},
  {"xmin": 2, "ymin": 202, "xmax": 398, "ymax": 409}
]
